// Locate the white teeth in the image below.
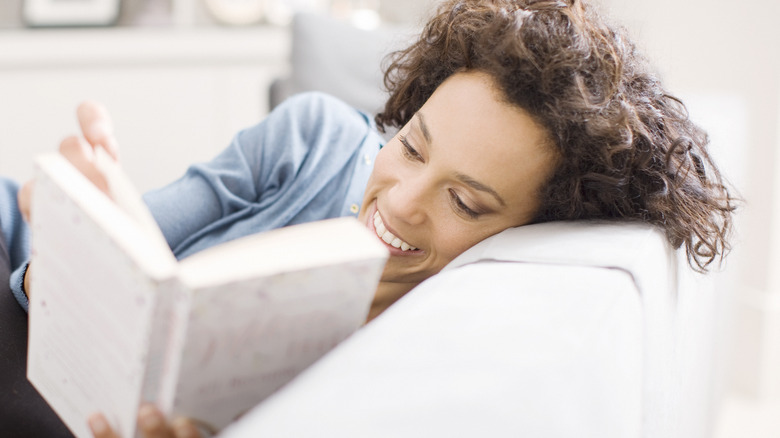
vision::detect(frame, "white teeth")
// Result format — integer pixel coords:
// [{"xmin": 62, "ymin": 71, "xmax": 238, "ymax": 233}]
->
[{"xmin": 373, "ymin": 211, "xmax": 417, "ymax": 251}]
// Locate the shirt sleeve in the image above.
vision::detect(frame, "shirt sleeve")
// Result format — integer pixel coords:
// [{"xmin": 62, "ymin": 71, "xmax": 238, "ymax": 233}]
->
[
  {"xmin": 143, "ymin": 92, "xmax": 376, "ymax": 257},
  {"xmin": 0, "ymin": 178, "xmax": 31, "ymax": 311},
  {"xmin": 9, "ymin": 264, "xmax": 29, "ymax": 311},
  {"xmin": 4, "ymin": 92, "xmax": 376, "ymax": 313}
]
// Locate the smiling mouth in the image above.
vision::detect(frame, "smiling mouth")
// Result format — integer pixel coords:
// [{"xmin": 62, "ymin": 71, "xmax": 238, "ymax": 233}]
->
[{"xmin": 373, "ymin": 211, "xmax": 418, "ymax": 251}]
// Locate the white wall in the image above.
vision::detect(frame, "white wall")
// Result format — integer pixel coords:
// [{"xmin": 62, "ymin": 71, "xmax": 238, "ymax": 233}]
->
[
  {"xmin": 379, "ymin": 0, "xmax": 438, "ymax": 25},
  {"xmin": 595, "ymin": 0, "xmax": 780, "ymax": 398},
  {"xmin": 0, "ymin": 27, "xmax": 289, "ymax": 192}
]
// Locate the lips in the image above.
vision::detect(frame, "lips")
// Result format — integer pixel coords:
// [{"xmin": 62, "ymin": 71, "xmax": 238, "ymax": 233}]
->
[{"xmin": 372, "ymin": 211, "xmax": 418, "ymax": 251}]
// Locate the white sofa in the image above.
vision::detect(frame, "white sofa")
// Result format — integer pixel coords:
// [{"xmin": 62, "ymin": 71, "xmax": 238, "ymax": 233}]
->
[
  {"xmin": 246, "ymin": 14, "xmax": 723, "ymax": 436},
  {"xmin": 219, "ymin": 221, "xmax": 721, "ymax": 437}
]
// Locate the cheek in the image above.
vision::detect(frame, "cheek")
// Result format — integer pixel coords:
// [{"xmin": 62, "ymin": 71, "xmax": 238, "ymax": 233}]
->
[
  {"xmin": 429, "ymin": 220, "xmax": 487, "ymax": 262},
  {"xmin": 429, "ymin": 215, "xmax": 522, "ymax": 268},
  {"xmin": 367, "ymin": 147, "xmax": 395, "ymax": 184}
]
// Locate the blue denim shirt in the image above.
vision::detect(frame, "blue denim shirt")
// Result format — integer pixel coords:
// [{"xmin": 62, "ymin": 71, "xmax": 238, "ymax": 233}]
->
[{"xmin": 2, "ymin": 92, "xmax": 382, "ymax": 311}]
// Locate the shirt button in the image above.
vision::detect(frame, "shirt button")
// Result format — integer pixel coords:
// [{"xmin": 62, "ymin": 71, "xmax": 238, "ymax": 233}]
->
[
  {"xmin": 363, "ymin": 153, "xmax": 372, "ymax": 165},
  {"xmin": 350, "ymin": 204, "xmax": 359, "ymax": 214}
]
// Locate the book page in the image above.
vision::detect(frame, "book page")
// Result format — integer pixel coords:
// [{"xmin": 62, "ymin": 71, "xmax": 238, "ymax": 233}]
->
[
  {"xmin": 172, "ymin": 218, "xmax": 388, "ymax": 431},
  {"xmin": 93, "ymin": 147, "xmax": 169, "ymax": 251},
  {"xmin": 178, "ymin": 218, "xmax": 387, "ymax": 288},
  {"xmin": 173, "ymin": 260, "xmax": 386, "ymax": 431},
  {"xmin": 27, "ymin": 154, "xmax": 177, "ymax": 438},
  {"xmin": 139, "ymin": 277, "xmax": 188, "ymax": 406}
]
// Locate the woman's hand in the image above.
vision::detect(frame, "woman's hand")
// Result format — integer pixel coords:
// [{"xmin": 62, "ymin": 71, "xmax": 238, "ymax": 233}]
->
[
  {"xmin": 89, "ymin": 405, "xmax": 202, "ymax": 438},
  {"xmin": 17, "ymin": 101, "xmax": 121, "ymax": 295},
  {"xmin": 18, "ymin": 100, "xmax": 120, "ymax": 222}
]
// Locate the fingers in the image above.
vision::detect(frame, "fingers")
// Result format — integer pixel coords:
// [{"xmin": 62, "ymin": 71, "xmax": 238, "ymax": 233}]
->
[
  {"xmin": 88, "ymin": 413, "xmax": 121, "ymax": 438},
  {"xmin": 88, "ymin": 407, "xmax": 203, "ymax": 438},
  {"xmin": 18, "ymin": 179, "xmax": 34, "ymax": 223},
  {"xmin": 59, "ymin": 135, "xmax": 110, "ymax": 196},
  {"xmin": 77, "ymin": 100, "xmax": 120, "ymax": 160},
  {"xmin": 170, "ymin": 417, "xmax": 203, "ymax": 438},
  {"xmin": 138, "ymin": 405, "xmax": 202, "ymax": 438},
  {"xmin": 138, "ymin": 404, "xmax": 175, "ymax": 438},
  {"xmin": 23, "ymin": 262, "xmax": 33, "ymax": 298}
]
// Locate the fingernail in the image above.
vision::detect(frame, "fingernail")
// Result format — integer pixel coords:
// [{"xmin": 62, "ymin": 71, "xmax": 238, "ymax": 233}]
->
[
  {"xmin": 172, "ymin": 417, "xmax": 198, "ymax": 438},
  {"xmin": 89, "ymin": 121, "xmax": 113, "ymax": 138},
  {"xmin": 88, "ymin": 414, "xmax": 109, "ymax": 435},
  {"xmin": 139, "ymin": 405, "xmax": 163, "ymax": 430},
  {"xmin": 105, "ymin": 140, "xmax": 120, "ymax": 160}
]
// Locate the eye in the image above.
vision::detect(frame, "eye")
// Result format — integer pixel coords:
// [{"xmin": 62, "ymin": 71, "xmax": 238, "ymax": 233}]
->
[
  {"xmin": 448, "ymin": 189, "xmax": 481, "ymax": 219},
  {"xmin": 399, "ymin": 135, "xmax": 423, "ymax": 162}
]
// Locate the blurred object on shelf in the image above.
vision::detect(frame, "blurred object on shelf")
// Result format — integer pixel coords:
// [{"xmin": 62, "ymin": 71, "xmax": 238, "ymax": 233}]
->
[
  {"xmin": 0, "ymin": 0, "xmax": 23, "ymax": 29},
  {"xmin": 330, "ymin": 0, "xmax": 380, "ymax": 30},
  {"xmin": 202, "ymin": 0, "xmax": 264, "ymax": 26},
  {"xmin": 119, "ymin": 0, "xmax": 171, "ymax": 27},
  {"xmin": 265, "ymin": 0, "xmax": 329, "ymax": 26},
  {"xmin": 23, "ymin": 0, "xmax": 122, "ymax": 27},
  {"xmin": 3, "ymin": 0, "xmax": 433, "ymax": 30}
]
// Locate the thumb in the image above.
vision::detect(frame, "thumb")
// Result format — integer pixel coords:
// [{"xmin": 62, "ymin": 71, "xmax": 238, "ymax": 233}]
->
[
  {"xmin": 18, "ymin": 179, "xmax": 34, "ymax": 223},
  {"xmin": 77, "ymin": 101, "xmax": 120, "ymax": 161}
]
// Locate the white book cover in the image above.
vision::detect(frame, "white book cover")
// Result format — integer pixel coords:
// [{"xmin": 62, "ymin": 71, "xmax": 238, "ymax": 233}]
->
[{"xmin": 26, "ymin": 151, "xmax": 388, "ymax": 437}]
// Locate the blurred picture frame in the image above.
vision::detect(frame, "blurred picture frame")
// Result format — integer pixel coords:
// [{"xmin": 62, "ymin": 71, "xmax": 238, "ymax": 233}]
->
[{"xmin": 23, "ymin": 0, "xmax": 121, "ymax": 27}]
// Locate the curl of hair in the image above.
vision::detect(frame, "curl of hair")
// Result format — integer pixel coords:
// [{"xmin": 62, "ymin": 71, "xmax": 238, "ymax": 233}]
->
[{"xmin": 376, "ymin": 0, "xmax": 736, "ymax": 272}]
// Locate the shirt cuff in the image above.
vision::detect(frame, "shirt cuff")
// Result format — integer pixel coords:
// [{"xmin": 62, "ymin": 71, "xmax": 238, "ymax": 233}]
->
[{"xmin": 10, "ymin": 262, "xmax": 29, "ymax": 312}]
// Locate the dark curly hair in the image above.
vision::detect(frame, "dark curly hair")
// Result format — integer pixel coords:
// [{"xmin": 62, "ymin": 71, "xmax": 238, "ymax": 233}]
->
[{"xmin": 375, "ymin": 0, "xmax": 736, "ymax": 271}]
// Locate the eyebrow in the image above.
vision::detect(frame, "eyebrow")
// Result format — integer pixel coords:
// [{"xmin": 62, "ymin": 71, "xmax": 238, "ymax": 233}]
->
[
  {"xmin": 415, "ymin": 112, "xmax": 507, "ymax": 208},
  {"xmin": 456, "ymin": 173, "xmax": 507, "ymax": 208},
  {"xmin": 416, "ymin": 112, "xmax": 432, "ymax": 145}
]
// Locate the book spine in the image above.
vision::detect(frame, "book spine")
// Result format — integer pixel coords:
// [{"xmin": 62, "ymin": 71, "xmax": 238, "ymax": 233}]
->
[
  {"xmin": 156, "ymin": 279, "xmax": 192, "ymax": 414},
  {"xmin": 140, "ymin": 278, "xmax": 191, "ymax": 414}
]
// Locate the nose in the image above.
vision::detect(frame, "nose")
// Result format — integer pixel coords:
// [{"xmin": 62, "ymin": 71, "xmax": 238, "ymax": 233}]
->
[{"xmin": 385, "ymin": 172, "xmax": 430, "ymax": 226}]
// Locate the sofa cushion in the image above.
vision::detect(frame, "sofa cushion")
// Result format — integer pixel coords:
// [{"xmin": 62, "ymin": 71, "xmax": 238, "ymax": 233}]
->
[
  {"xmin": 271, "ymin": 13, "xmax": 413, "ymax": 116},
  {"xmin": 221, "ymin": 260, "xmax": 644, "ymax": 437}
]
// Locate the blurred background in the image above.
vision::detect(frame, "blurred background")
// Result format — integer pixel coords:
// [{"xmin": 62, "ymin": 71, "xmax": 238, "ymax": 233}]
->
[
  {"xmin": 0, "ymin": 0, "xmax": 777, "ymax": 436},
  {"xmin": 595, "ymin": 1, "xmax": 780, "ymax": 437}
]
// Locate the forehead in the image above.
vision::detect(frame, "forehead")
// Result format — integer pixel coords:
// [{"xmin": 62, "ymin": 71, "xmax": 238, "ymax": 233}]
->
[{"xmin": 417, "ymin": 71, "xmax": 556, "ymax": 207}]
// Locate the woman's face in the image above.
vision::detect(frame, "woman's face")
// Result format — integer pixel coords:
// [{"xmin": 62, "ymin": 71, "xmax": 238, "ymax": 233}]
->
[{"xmin": 359, "ymin": 71, "xmax": 558, "ymax": 287}]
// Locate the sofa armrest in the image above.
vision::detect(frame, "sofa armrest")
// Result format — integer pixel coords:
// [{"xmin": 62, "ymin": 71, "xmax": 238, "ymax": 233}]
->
[{"xmin": 219, "ymin": 261, "xmax": 643, "ymax": 437}]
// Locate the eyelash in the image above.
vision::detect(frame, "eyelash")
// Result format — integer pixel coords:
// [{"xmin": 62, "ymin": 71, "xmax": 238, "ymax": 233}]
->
[
  {"xmin": 399, "ymin": 134, "xmax": 422, "ymax": 161},
  {"xmin": 449, "ymin": 189, "xmax": 480, "ymax": 219},
  {"xmin": 399, "ymin": 134, "xmax": 481, "ymax": 219}
]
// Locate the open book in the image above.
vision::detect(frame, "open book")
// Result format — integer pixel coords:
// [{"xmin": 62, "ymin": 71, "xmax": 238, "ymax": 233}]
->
[{"xmin": 26, "ymin": 150, "xmax": 388, "ymax": 438}]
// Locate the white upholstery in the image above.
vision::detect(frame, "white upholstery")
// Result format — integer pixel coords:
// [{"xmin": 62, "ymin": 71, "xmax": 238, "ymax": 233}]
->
[
  {"xmin": 269, "ymin": 13, "xmax": 412, "ymax": 116},
  {"xmin": 219, "ymin": 221, "xmax": 721, "ymax": 437}
]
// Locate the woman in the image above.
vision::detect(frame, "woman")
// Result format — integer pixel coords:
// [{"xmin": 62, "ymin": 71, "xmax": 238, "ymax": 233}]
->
[{"xmin": 4, "ymin": 0, "xmax": 734, "ymax": 436}]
